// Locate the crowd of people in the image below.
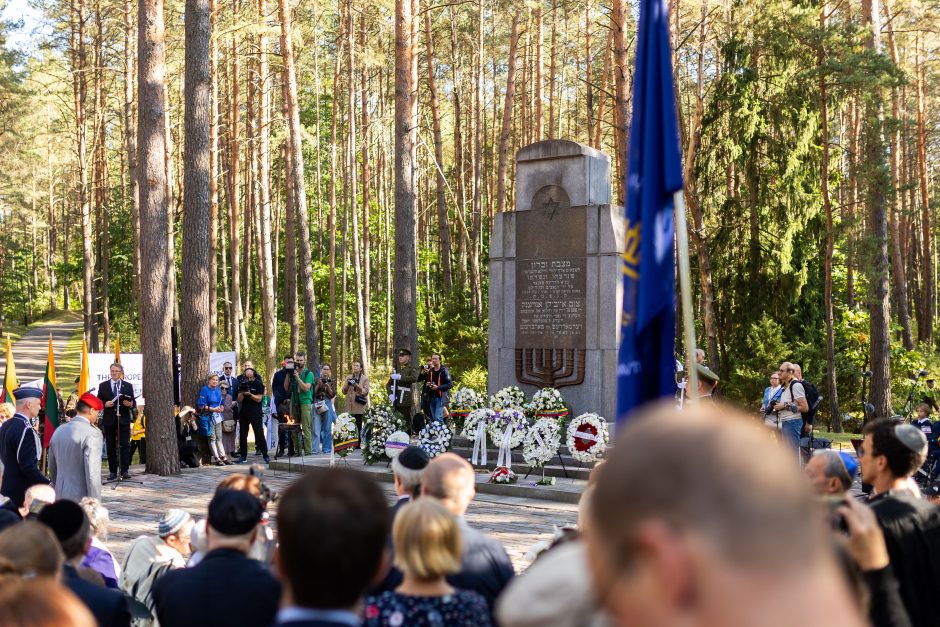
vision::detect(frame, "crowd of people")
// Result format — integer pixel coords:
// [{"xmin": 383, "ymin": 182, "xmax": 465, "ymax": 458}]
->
[{"xmin": 0, "ymin": 388, "xmax": 939, "ymax": 626}]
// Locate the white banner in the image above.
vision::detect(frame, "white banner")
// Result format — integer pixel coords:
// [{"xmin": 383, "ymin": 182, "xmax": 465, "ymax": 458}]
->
[{"xmin": 85, "ymin": 351, "xmax": 236, "ymax": 405}]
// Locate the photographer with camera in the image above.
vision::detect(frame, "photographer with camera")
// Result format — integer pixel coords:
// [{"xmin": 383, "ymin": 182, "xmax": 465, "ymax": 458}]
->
[
  {"xmin": 314, "ymin": 364, "xmax": 337, "ymax": 455},
  {"xmin": 419, "ymin": 353, "xmax": 452, "ymax": 423},
  {"xmin": 235, "ymin": 367, "xmax": 268, "ymax": 464},
  {"xmin": 342, "ymin": 361, "xmax": 370, "ymax": 446},
  {"xmin": 284, "ymin": 352, "xmax": 315, "ymax": 455},
  {"xmin": 270, "ymin": 355, "xmax": 293, "ymax": 457}
]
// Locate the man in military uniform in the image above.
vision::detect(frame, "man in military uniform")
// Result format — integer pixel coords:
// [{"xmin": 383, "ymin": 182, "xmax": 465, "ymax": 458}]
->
[
  {"xmin": 387, "ymin": 348, "xmax": 419, "ymax": 432},
  {"xmin": 695, "ymin": 363, "xmax": 720, "ymax": 402},
  {"xmin": 0, "ymin": 388, "xmax": 50, "ymax": 508}
]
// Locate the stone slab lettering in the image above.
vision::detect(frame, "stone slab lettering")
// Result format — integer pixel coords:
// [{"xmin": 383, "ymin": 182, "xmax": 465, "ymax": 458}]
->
[{"xmin": 489, "ymin": 140, "xmax": 624, "ymax": 421}]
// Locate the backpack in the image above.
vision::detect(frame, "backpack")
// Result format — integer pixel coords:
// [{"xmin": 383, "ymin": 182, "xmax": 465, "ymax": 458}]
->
[{"xmin": 792, "ymin": 379, "xmax": 822, "ymax": 426}]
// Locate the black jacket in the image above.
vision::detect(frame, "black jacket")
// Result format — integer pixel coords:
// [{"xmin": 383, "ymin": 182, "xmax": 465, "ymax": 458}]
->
[
  {"xmin": 870, "ymin": 490, "xmax": 940, "ymax": 627},
  {"xmin": 152, "ymin": 548, "xmax": 281, "ymax": 627},
  {"xmin": 0, "ymin": 413, "xmax": 49, "ymax": 507},
  {"xmin": 63, "ymin": 564, "xmax": 131, "ymax": 627},
  {"xmin": 447, "ymin": 519, "xmax": 515, "ymax": 612},
  {"xmin": 97, "ymin": 379, "xmax": 137, "ymax": 427}
]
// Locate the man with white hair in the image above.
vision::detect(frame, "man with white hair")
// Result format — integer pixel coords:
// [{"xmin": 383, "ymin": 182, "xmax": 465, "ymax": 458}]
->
[
  {"xmin": 390, "ymin": 445, "xmax": 430, "ymax": 518},
  {"xmin": 121, "ymin": 508, "xmax": 194, "ymax": 615},
  {"xmin": 805, "ymin": 450, "xmax": 858, "ymax": 497},
  {"xmin": 0, "ymin": 388, "xmax": 50, "ymax": 507},
  {"xmin": 422, "ymin": 452, "xmax": 515, "ymax": 612}
]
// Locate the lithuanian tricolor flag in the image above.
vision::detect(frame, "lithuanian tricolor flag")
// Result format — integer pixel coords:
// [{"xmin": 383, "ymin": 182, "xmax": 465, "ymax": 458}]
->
[
  {"xmin": 42, "ymin": 336, "xmax": 60, "ymax": 448},
  {"xmin": 1, "ymin": 336, "xmax": 17, "ymax": 404}
]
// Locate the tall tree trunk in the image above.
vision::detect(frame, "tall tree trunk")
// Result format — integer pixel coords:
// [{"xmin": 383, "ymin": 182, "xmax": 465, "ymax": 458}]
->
[
  {"xmin": 282, "ymin": 140, "xmax": 299, "ymax": 353},
  {"xmin": 468, "ymin": 0, "xmax": 483, "ymax": 316},
  {"xmin": 279, "ymin": 0, "xmax": 320, "ymax": 364},
  {"xmin": 346, "ymin": 0, "xmax": 368, "ymax": 370},
  {"xmin": 139, "ymin": 0, "xmax": 178, "ymax": 475},
  {"xmin": 227, "ymin": 2, "xmax": 243, "ymax": 360},
  {"xmin": 124, "ymin": 0, "xmax": 140, "ymax": 323},
  {"xmin": 593, "ymin": 27, "xmax": 612, "ymax": 149},
  {"xmin": 611, "ymin": 0, "xmax": 628, "ymax": 204},
  {"xmin": 862, "ymin": 0, "xmax": 892, "ymax": 418},
  {"xmin": 584, "ymin": 0, "xmax": 592, "ymax": 144},
  {"xmin": 181, "ymin": 0, "xmax": 213, "ymax": 412},
  {"xmin": 359, "ymin": 13, "xmax": 373, "ymax": 352},
  {"xmin": 424, "ymin": 8, "xmax": 453, "ymax": 292},
  {"xmin": 496, "ymin": 13, "xmax": 521, "ymax": 215},
  {"xmin": 257, "ymin": 0, "xmax": 277, "ymax": 381},
  {"xmin": 329, "ymin": 27, "xmax": 340, "ymax": 363},
  {"xmin": 394, "ymin": 0, "xmax": 419, "ymax": 356},
  {"xmin": 73, "ymin": 0, "xmax": 97, "ymax": 351},
  {"xmin": 534, "ymin": 6, "xmax": 543, "ymax": 140},
  {"xmin": 883, "ymin": 0, "xmax": 912, "ymax": 350},
  {"xmin": 819, "ymin": 1, "xmax": 841, "ymax": 429},
  {"xmin": 93, "ymin": 0, "xmax": 109, "ymax": 350},
  {"xmin": 208, "ymin": 0, "xmax": 219, "ymax": 351},
  {"xmin": 915, "ymin": 33, "xmax": 933, "ymax": 344}
]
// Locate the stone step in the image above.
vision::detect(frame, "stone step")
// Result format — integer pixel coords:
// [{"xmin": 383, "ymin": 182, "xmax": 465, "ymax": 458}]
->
[
  {"xmin": 449, "ymin": 444, "xmax": 601, "ymax": 470},
  {"xmin": 268, "ymin": 450, "xmax": 588, "ymax": 504}
]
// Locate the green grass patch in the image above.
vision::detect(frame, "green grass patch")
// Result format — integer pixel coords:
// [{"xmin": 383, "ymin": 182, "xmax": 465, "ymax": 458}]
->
[
  {"xmin": 815, "ymin": 430, "xmax": 862, "ymax": 448},
  {"xmin": 57, "ymin": 324, "xmax": 87, "ymax": 385}
]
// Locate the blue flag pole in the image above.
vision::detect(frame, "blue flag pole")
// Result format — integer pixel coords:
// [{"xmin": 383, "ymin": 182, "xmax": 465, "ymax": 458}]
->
[{"xmin": 616, "ymin": 0, "xmax": 697, "ymax": 423}]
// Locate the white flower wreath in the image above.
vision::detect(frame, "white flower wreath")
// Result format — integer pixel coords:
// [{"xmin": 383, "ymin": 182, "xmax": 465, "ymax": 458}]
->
[
  {"xmin": 487, "ymin": 408, "xmax": 529, "ymax": 449},
  {"xmin": 332, "ymin": 413, "xmax": 359, "ymax": 458},
  {"xmin": 384, "ymin": 430, "xmax": 412, "ymax": 459},
  {"xmin": 489, "ymin": 386, "xmax": 526, "ymax": 411},
  {"xmin": 566, "ymin": 413, "xmax": 610, "ymax": 463},
  {"xmin": 523, "ymin": 418, "xmax": 562, "ymax": 467},
  {"xmin": 364, "ymin": 404, "xmax": 405, "ymax": 464},
  {"xmin": 450, "ymin": 387, "xmax": 484, "ymax": 411},
  {"xmin": 462, "ymin": 407, "xmax": 495, "ymax": 441},
  {"xmin": 417, "ymin": 421, "xmax": 453, "ymax": 458}
]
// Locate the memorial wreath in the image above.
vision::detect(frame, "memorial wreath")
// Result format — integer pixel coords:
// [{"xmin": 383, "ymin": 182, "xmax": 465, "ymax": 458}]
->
[
  {"xmin": 489, "ymin": 385, "xmax": 526, "ymax": 411},
  {"xmin": 566, "ymin": 413, "xmax": 609, "ymax": 463},
  {"xmin": 527, "ymin": 387, "xmax": 570, "ymax": 420},
  {"xmin": 363, "ymin": 404, "xmax": 405, "ymax": 464},
  {"xmin": 384, "ymin": 430, "xmax": 412, "ymax": 460},
  {"xmin": 332, "ymin": 413, "xmax": 359, "ymax": 458},
  {"xmin": 417, "ymin": 420, "xmax": 453, "ymax": 458}
]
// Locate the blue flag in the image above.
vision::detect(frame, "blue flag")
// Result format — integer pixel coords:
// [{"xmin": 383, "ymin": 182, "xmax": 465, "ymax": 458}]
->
[{"xmin": 616, "ymin": 0, "xmax": 684, "ymax": 423}]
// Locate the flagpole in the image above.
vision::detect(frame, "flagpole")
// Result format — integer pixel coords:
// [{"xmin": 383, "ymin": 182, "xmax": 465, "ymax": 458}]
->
[{"xmin": 674, "ymin": 190, "xmax": 699, "ymax": 400}]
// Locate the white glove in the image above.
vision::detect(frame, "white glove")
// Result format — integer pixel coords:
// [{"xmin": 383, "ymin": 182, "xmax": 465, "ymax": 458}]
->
[{"xmin": 390, "ymin": 373, "xmax": 401, "ymax": 381}]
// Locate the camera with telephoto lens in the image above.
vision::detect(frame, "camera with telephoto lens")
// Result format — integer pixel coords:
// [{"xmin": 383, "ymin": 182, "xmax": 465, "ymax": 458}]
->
[
  {"xmin": 284, "ymin": 360, "xmax": 295, "ymax": 371},
  {"xmin": 238, "ymin": 381, "xmax": 251, "ymax": 393}
]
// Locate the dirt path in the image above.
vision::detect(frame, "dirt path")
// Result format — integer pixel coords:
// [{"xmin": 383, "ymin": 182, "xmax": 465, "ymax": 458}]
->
[{"xmin": 0, "ymin": 314, "xmax": 82, "ymax": 384}]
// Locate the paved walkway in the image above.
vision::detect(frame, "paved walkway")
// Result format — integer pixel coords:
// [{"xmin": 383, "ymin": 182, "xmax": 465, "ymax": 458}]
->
[
  {"xmin": 0, "ymin": 315, "xmax": 82, "ymax": 383},
  {"xmin": 100, "ymin": 461, "xmax": 580, "ymax": 572}
]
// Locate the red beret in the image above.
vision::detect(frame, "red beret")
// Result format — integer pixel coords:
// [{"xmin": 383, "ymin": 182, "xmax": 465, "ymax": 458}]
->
[{"xmin": 79, "ymin": 393, "xmax": 104, "ymax": 411}]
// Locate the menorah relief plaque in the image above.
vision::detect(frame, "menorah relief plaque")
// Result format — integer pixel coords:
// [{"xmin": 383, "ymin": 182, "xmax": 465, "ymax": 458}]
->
[{"xmin": 515, "ymin": 348, "xmax": 586, "ymax": 389}]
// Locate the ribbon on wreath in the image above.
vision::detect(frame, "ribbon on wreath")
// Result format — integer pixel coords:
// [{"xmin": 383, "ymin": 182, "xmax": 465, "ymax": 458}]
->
[
  {"xmin": 573, "ymin": 429, "xmax": 599, "ymax": 443},
  {"xmin": 471, "ymin": 420, "xmax": 488, "ymax": 466},
  {"xmin": 496, "ymin": 425, "xmax": 514, "ymax": 470}
]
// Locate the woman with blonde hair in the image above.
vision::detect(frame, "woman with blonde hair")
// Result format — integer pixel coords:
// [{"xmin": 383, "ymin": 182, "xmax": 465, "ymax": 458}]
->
[{"xmin": 363, "ymin": 498, "xmax": 492, "ymax": 626}]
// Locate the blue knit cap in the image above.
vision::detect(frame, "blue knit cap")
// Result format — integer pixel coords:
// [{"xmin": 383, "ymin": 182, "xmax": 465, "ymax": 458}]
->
[{"xmin": 158, "ymin": 509, "xmax": 192, "ymax": 538}]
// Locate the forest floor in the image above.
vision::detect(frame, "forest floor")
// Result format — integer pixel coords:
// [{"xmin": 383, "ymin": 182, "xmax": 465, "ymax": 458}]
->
[
  {"xmin": 0, "ymin": 310, "xmax": 83, "ymax": 385},
  {"xmin": 100, "ymin": 461, "xmax": 578, "ymax": 572}
]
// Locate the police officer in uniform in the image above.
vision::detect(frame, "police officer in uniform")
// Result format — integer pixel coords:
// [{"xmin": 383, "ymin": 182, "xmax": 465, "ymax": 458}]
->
[
  {"xmin": 387, "ymin": 348, "xmax": 420, "ymax": 432},
  {"xmin": 0, "ymin": 388, "xmax": 50, "ymax": 508}
]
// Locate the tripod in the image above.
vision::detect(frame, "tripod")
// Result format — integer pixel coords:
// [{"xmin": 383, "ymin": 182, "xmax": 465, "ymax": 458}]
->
[
  {"xmin": 860, "ymin": 370, "xmax": 876, "ymax": 422},
  {"xmin": 900, "ymin": 370, "xmax": 927, "ymax": 420}
]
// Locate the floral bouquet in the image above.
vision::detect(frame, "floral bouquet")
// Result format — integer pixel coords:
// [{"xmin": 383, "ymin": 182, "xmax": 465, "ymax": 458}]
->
[
  {"xmin": 566, "ymin": 413, "xmax": 610, "ymax": 464},
  {"xmin": 527, "ymin": 387, "xmax": 569, "ymax": 420},
  {"xmin": 363, "ymin": 404, "xmax": 405, "ymax": 464},
  {"xmin": 332, "ymin": 413, "xmax": 359, "ymax": 458},
  {"xmin": 489, "ymin": 386, "xmax": 526, "ymax": 411},
  {"xmin": 417, "ymin": 421, "xmax": 453, "ymax": 458},
  {"xmin": 523, "ymin": 418, "xmax": 562, "ymax": 486},
  {"xmin": 449, "ymin": 386, "xmax": 485, "ymax": 432},
  {"xmin": 463, "ymin": 407, "xmax": 495, "ymax": 467},
  {"xmin": 487, "ymin": 408, "xmax": 529, "ymax": 450},
  {"xmin": 489, "ymin": 466, "xmax": 517, "ymax": 484}
]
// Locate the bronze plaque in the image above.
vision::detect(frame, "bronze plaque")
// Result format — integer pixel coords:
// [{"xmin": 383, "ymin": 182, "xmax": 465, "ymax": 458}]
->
[{"xmin": 515, "ymin": 207, "xmax": 587, "ymax": 350}]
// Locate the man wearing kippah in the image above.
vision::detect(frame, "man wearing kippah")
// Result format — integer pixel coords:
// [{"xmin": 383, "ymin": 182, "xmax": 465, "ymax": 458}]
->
[
  {"xmin": 48, "ymin": 392, "xmax": 105, "ymax": 501},
  {"xmin": 120, "ymin": 508, "xmax": 194, "ymax": 616},
  {"xmin": 860, "ymin": 418, "xmax": 940, "ymax": 627},
  {"xmin": 0, "ymin": 387, "xmax": 50, "ymax": 507},
  {"xmin": 153, "ymin": 489, "xmax": 280, "ymax": 627}
]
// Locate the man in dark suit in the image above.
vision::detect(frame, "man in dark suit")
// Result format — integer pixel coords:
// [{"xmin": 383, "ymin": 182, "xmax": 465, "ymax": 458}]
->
[
  {"xmin": 38, "ymin": 500, "xmax": 131, "ymax": 627},
  {"xmin": 0, "ymin": 387, "xmax": 50, "ymax": 507},
  {"xmin": 422, "ymin": 453, "xmax": 515, "ymax": 612},
  {"xmin": 96, "ymin": 362, "xmax": 137, "ymax": 480},
  {"xmin": 273, "ymin": 468, "xmax": 390, "ymax": 627},
  {"xmin": 152, "ymin": 489, "xmax": 280, "ymax": 627}
]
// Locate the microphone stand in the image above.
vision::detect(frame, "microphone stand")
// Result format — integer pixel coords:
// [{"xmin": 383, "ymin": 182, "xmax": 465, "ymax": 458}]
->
[{"xmin": 902, "ymin": 373, "xmax": 925, "ymax": 421}]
